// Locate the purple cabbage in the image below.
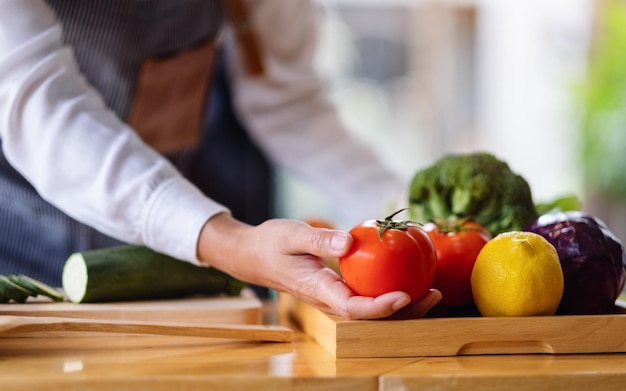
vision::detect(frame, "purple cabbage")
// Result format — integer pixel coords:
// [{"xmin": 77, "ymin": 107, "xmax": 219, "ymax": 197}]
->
[{"xmin": 524, "ymin": 211, "xmax": 626, "ymax": 314}]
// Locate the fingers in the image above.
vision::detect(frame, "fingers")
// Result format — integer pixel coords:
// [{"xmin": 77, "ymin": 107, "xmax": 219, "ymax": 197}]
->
[
  {"xmin": 301, "ymin": 267, "xmax": 441, "ymax": 320},
  {"xmin": 383, "ymin": 289, "xmax": 442, "ymax": 320},
  {"xmin": 293, "ymin": 224, "xmax": 353, "ymax": 259},
  {"xmin": 288, "ymin": 267, "xmax": 403, "ymax": 320},
  {"xmin": 342, "ymin": 292, "xmax": 413, "ymax": 319},
  {"xmin": 335, "ymin": 290, "xmax": 441, "ymax": 320}
]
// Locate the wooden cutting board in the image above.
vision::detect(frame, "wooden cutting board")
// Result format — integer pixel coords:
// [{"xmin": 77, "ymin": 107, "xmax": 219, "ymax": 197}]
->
[
  {"xmin": 280, "ymin": 293, "xmax": 626, "ymax": 358},
  {"xmin": 0, "ymin": 290, "xmax": 262, "ymax": 327}
]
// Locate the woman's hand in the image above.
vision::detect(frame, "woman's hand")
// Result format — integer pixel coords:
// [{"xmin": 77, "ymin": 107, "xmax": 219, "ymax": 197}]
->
[{"xmin": 197, "ymin": 213, "xmax": 441, "ymax": 320}]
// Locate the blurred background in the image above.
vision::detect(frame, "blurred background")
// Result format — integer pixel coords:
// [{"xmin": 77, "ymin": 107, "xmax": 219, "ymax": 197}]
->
[{"xmin": 275, "ymin": 0, "xmax": 626, "ymax": 244}]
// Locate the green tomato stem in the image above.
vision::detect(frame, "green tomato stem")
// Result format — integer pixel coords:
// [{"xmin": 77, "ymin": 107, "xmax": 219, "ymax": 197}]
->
[{"xmin": 375, "ymin": 208, "xmax": 414, "ymax": 241}]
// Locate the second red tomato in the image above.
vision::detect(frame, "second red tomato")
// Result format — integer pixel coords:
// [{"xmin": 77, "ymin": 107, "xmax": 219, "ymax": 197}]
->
[{"xmin": 423, "ymin": 220, "xmax": 491, "ymax": 307}]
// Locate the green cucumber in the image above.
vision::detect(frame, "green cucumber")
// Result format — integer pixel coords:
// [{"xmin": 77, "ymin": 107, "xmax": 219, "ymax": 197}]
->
[
  {"xmin": 0, "ymin": 277, "xmax": 10, "ymax": 303},
  {"xmin": 62, "ymin": 245, "xmax": 246, "ymax": 303},
  {"xmin": 11, "ymin": 274, "xmax": 64, "ymax": 302},
  {"xmin": 8, "ymin": 275, "xmax": 37, "ymax": 297},
  {"xmin": 0, "ymin": 275, "xmax": 31, "ymax": 303}
]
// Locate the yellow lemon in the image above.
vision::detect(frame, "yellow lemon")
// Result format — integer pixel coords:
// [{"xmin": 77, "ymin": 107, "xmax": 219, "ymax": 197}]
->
[{"xmin": 471, "ymin": 231, "xmax": 564, "ymax": 317}]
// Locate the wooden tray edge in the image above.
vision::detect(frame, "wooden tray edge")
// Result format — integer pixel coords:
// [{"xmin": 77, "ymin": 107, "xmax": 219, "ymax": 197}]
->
[{"xmin": 280, "ymin": 293, "xmax": 626, "ymax": 358}]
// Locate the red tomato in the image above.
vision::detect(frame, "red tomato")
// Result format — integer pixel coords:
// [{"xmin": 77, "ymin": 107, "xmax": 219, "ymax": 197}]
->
[
  {"xmin": 423, "ymin": 220, "xmax": 492, "ymax": 307},
  {"xmin": 339, "ymin": 211, "xmax": 437, "ymax": 303}
]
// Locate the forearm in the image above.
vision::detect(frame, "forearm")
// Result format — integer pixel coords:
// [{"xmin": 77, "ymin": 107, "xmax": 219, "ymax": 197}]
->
[{"xmin": 0, "ymin": 0, "xmax": 226, "ymax": 263}]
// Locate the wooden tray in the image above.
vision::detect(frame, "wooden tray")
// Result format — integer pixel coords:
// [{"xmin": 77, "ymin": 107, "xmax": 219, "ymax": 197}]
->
[{"xmin": 280, "ymin": 293, "xmax": 626, "ymax": 358}]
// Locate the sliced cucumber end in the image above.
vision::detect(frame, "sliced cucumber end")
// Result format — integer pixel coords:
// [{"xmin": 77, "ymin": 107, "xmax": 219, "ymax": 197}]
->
[
  {"xmin": 62, "ymin": 253, "xmax": 88, "ymax": 303},
  {"xmin": 18, "ymin": 274, "xmax": 64, "ymax": 301},
  {"xmin": 0, "ymin": 275, "xmax": 31, "ymax": 303}
]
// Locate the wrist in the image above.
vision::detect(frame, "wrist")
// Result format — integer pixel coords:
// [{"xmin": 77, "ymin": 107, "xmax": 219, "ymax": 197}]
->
[{"xmin": 196, "ymin": 212, "xmax": 251, "ymax": 272}]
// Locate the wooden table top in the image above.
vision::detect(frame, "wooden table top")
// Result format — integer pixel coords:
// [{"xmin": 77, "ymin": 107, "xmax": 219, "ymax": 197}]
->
[
  {"xmin": 1, "ymin": 301, "xmax": 625, "ymax": 391},
  {"xmin": 381, "ymin": 354, "xmax": 626, "ymax": 391}
]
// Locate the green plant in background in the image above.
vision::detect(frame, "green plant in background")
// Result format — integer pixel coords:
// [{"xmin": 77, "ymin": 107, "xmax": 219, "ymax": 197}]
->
[{"xmin": 577, "ymin": 0, "xmax": 626, "ymax": 200}]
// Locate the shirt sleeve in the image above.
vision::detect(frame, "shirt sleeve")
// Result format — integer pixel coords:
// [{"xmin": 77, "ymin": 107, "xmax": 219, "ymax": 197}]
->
[
  {"xmin": 224, "ymin": 0, "xmax": 406, "ymax": 225},
  {"xmin": 0, "ymin": 0, "xmax": 228, "ymax": 264}
]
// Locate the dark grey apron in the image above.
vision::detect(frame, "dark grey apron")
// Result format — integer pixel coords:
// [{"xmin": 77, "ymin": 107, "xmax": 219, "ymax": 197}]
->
[{"xmin": 0, "ymin": 0, "xmax": 274, "ymax": 285}]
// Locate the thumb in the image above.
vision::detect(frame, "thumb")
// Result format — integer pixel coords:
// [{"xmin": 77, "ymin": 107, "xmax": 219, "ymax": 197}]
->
[{"xmin": 304, "ymin": 227, "xmax": 353, "ymax": 258}]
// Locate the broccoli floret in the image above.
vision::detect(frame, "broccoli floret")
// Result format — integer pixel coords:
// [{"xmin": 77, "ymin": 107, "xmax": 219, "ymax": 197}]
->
[{"xmin": 408, "ymin": 152, "xmax": 538, "ymax": 236}]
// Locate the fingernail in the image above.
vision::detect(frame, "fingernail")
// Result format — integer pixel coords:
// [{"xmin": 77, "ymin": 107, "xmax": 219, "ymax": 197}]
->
[
  {"xmin": 425, "ymin": 290, "xmax": 441, "ymax": 308},
  {"xmin": 392, "ymin": 296, "xmax": 411, "ymax": 311},
  {"xmin": 330, "ymin": 232, "xmax": 350, "ymax": 251}
]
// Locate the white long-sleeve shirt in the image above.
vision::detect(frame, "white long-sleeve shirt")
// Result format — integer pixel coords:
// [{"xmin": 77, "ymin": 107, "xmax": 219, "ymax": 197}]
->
[{"xmin": 0, "ymin": 0, "xmax": 404, "ymax": 264}]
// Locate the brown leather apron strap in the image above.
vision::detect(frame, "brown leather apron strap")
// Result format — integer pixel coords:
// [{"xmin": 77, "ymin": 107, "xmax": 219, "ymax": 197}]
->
[
  {"xmin": 223, "ymin": 0, "xmax": 265, "ymax": 76},
  {"xmin": 128, "ymin": 0, "xmax": 264, "ymax": 153},
  {"xmin": 128, "ymin": 39, "xmax": 217, "ymax": 154}
]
